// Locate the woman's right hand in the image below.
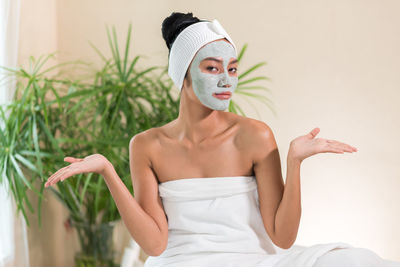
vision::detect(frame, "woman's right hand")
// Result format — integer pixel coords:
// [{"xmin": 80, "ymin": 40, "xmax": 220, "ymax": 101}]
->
[{"xmin": 45, "ymin": 154, "xmax": 109, "ymax": 188}]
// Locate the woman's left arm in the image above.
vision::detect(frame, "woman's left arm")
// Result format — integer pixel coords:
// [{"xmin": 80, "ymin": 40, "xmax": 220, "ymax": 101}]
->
[{"xmin": 252, "ymin": 124, "xmax": 357, "ymax": 249}]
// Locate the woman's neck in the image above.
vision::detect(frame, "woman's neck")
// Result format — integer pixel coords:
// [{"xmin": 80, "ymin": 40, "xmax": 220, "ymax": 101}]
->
[{"xmin": 175, "ymin": 93, "xmax": 227, "ymax": 144}]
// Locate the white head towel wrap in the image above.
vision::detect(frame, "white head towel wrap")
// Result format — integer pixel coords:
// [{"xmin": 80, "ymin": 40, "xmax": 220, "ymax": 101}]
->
[{"xmin": 167, "ymin": 19, "xmax": 237, "ymax": 91}]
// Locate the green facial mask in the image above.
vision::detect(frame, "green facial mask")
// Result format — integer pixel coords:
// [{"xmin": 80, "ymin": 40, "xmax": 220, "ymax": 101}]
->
[{"xmin": 189, "ymin": 40, "xmax": 238, "ymax": 110}]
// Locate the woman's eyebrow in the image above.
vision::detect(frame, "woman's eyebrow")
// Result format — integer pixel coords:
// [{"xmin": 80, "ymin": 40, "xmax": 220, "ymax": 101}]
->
[{"xmin": 203, "ymin": 57, "xmax": 238, "ymax": 64}]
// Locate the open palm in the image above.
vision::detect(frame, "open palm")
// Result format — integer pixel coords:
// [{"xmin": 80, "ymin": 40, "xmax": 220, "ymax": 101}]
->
[
  {"xmin": 289, "ymin": 128, "xmax": 358, "ymax": 162},
  {"xmin": 45, "ymin": 154, "xmax": 108, "ymax": 188}
]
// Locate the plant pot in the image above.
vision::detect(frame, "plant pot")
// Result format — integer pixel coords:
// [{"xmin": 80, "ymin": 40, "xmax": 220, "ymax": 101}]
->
[{"xmin": 71, "ymin": 220, "xmax": 119, "ymax": 267}]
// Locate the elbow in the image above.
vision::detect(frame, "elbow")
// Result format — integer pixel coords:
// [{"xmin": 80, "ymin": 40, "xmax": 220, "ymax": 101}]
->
[
  {"xmin": 276, "ymin": 240, "xmax": 295, "ymax": 250},
  {"xmin": 273, "ymin": 234, "xmax": 297, "ymax": 250},
  {"xmin": 147, "ymin": 247, "xmax": 164, "ymax": 257},
  {"xmin": 146, "ymin": 239, "xmax": 167, "ymax": 257}
]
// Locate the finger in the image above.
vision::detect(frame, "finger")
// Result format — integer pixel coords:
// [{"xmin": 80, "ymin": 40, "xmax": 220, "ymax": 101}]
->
[
  {"xmin": 308, "ymin": 127, "xmax": 320, "ymax": 139},
  {"xmin": 320, "ymin": 146, "xmax": 344, "ymax": 154},
  {"xmin": 342, "ymin": 144, "xmax": 357, "ymax": 152},
  {"xmin": 47, "ymin": 176, "xmax": 61, "ymax": 187},
  {"xmin": 64, "ymin": 157, "xmax": 83, "ymax": 163},
  {"xmin": 46, "ymin": 166, "xmax": 68, "ymax": 184},
  {"xmin": 325, "ymin": 145, "xmax": 345, "ymax": 153},
  {"xmin": 47, "ymin": 164, "xmax": 82, "ymax": 187},
  {"xmin": 337, "ymin": 143, "xmax": 357, "ymax": 152},
  {"xmin": 333, "ymin": 144, "xmax": 352, "ymax": 152},
  {"xmin": 342, "ymin": 143, "xmax": 357, "ymax": 152},
  {"xmin": 330, "ymin": 145, "xmax": 356, "ymax": 154},
  {"xmin": 327, "ymin": 140, "xmax": 356, "ymax": 152},
  {"xmin": 45, "ymin": 167, "xmax": 70, "ymax": 187},
  {"xmin": 48, "ymin": 169, "xmax": 71, "ymax": 187},
  {"xmin": 326, "ymin": 140, "xmax": 358, "ymax": 152}
]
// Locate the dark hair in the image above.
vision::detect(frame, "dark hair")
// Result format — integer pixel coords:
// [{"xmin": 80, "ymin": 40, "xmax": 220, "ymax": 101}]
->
[
  {"xmin": 161, "ymin": 12, "xmax": 208, "ymax": 53},
  {"xmin": 161, "ymin": 12, "xmax": 209, "ymax": 86}
]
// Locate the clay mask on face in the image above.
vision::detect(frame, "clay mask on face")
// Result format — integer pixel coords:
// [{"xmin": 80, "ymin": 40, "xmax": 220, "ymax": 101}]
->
[{"xmin": 189, "ymin": 40, "xmax": 238, "ymax": 110}]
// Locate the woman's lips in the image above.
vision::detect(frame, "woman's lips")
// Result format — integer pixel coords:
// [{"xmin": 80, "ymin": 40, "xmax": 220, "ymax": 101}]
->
[{"xmin": 213, "ymin": 91, "xmax": 232, "ymax": 100}]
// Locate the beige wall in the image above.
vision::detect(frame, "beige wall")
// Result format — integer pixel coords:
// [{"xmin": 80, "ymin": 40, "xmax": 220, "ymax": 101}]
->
[{"xmin": 18, "ymin": 0, "xmax": 400, "ymax": 264}]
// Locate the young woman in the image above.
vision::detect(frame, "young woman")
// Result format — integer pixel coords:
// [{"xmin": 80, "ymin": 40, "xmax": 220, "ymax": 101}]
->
[{"xmin": 45, "ymin": 12, "xmax": 397, "ymax": 267}]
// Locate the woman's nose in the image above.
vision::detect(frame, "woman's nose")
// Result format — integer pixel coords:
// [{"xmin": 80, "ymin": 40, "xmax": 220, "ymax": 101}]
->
[
  {"xmin": 217, "ymin": 73, "xmax": 231, "ymax": 87},
  {"xmin": 218, "ymin": 78, "xmax": 230, "ymax": 87}
]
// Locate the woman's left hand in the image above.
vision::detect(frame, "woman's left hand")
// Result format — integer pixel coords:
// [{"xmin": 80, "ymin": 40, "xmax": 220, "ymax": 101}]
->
[{"xmin": 288, "ymin": 127, "xmax": 358, "ymax": 163}]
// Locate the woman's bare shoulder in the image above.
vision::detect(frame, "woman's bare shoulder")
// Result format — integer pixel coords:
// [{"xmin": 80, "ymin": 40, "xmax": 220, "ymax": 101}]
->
[
  {"xmin": 129, "ymin": 121, "xmax": 176, "ymax": 158},
  {"xmin": 130, "ymin": 128, "xmax": 156, "ymax": 147},
  {"xmin": 229, "ymin": 113, "xmax": 274, "ymax": 155},
  {"xmin": 227, "ymin": 112, "xmax": 272, "ymax": 134}
]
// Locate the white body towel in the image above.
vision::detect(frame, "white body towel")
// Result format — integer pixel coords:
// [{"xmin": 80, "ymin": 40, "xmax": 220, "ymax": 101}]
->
[{"xmin": 143, "ymin": 176, "xmax": 397, "ymax": 267}]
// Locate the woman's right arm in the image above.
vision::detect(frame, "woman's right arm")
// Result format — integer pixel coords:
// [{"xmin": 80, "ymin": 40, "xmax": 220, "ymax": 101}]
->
[{"xmin": 101, "ymin": 132, "xmax": 168, "ymax": 256}]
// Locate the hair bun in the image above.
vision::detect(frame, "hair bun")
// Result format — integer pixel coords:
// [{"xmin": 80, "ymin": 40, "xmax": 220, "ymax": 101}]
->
[{"xmin": 161, "ymin": 12, "xmax": 202, "ymax": 51}]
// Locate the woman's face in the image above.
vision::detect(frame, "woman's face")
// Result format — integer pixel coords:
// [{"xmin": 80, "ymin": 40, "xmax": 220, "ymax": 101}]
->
[{"xmin": 186, "ymin": 39, "xmax": 238, "ymax": 111}]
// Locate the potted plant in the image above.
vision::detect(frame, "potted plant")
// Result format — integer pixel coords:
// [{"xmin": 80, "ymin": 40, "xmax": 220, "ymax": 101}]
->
[{"xmin": 0, "ymin": 23, "xmax": 274, "ymax": 266}]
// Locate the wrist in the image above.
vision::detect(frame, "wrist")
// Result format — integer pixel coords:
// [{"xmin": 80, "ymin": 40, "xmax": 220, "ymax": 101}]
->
[
  {"xmin": 287, "ymin": 152, "xmax": 302, "ymax": 165},
  {"xmin": 100, "ymin": 160, "xmax": 114, "ymax": 177},
  {"xmin": 288, "ymin": 143, "xmax": 303, "ymax": 163}
]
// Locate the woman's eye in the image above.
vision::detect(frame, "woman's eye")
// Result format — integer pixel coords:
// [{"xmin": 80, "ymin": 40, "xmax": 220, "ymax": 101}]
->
[
  {"xmin": 207, "ymin": 66, "xmax": 218, "ymax": 71},
  {"xmin": 229, "ymin": 68, "xmax": 237, "ymax": 73}
]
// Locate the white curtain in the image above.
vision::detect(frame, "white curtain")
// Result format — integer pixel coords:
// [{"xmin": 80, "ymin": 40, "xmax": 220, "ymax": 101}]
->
[{"xmin": 0, "ymin": 0, "xmax": 30, "ymax": 266}]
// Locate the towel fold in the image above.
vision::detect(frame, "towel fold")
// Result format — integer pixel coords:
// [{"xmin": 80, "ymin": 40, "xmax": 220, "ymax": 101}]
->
[
  {"xmin": 144, "ymin": 176, "xmax": 364, "ymax": 267},
  {"xmin": 158, "ymin": 176, "xmax": 258, "ymax": 201}
]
